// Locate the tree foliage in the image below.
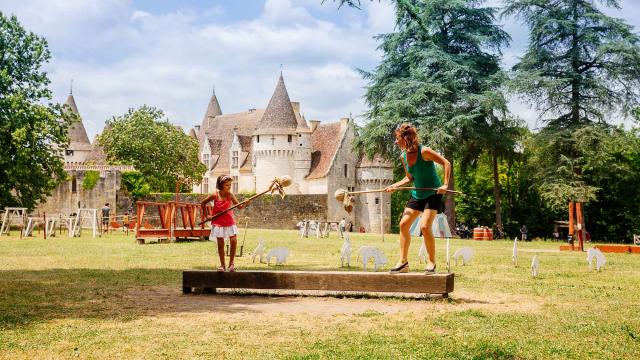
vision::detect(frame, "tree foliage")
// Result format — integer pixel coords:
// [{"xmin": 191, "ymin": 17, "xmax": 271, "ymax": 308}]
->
[
  {"xmin": 98, "ymin": 106, "xmax": 206, "ymax": 192},
  {"xmin": 0, "ymin": 12, "xmax": 73, "ymax": 210}
]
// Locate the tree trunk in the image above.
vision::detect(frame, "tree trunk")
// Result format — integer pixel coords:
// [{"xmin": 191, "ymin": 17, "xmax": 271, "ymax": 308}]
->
[
  {"xmin": 492, "ymin": 151, "xmax": 503, "ymax": 238},
  {"xmin": 444, "ymin": 148, "xmax": 456, "ymax": 235}
]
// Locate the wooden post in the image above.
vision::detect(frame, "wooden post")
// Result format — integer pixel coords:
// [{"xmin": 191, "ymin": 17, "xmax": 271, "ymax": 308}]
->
[{"xmin": 43, "ymin": 212, "xmax": 47, "ymax": 240}]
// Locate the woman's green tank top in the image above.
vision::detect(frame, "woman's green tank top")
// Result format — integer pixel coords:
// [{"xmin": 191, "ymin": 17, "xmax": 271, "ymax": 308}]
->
[{"xmin": 403, "ymin": 145, "xmax": 442, "ymax": 199}]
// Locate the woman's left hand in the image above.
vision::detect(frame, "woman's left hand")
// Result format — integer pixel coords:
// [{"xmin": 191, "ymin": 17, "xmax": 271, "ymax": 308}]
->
[{"xmin": 437, "ymin": 184, "xmax": 448, "ymax": 194}]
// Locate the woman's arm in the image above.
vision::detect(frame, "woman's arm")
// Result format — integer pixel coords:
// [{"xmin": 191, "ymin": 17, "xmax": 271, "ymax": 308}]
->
[
  {"xmin": 384, "ymin": 155, "xmax": 413, "ymax": 192},
  {"xmin": 422, "ymin": 147, "xmax": 451, "ymax": 194}
]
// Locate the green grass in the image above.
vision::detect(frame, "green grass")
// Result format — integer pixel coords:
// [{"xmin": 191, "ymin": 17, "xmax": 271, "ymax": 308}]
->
[{"xmin": 0, "ymin": 230, "xmax": 639, "ymax": 359}]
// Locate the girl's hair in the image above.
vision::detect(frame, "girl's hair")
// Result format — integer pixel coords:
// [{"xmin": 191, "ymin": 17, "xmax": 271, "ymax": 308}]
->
[
  {"xmin": 395, "ymin": 123, "xmax": 420, "ymax": 152},
  {"xmin": 216, "ymin": 175, "xmax": 232, "ymax": 190}
]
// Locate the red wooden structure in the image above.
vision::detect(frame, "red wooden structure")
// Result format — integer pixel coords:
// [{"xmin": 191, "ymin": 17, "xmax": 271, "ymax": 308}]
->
[{"xmin": 135, "ymin": 201, "xmax": 212, "ymax": 244}]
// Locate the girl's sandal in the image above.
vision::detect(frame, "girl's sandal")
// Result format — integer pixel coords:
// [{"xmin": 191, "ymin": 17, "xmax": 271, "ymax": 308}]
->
[
  {"xmin": 217, "ymin": 265, "xmax": 225, "ymax": 272},
  {"xmin": 228, "ymin": 264, "xmax": 236, "ymax": 272}
]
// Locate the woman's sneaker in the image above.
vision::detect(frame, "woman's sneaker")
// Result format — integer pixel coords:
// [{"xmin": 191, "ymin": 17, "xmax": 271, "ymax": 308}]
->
[
  {"xmin": 389, "ymin": 262, "xmax": 409, "ymax": 274},
  {"xmin": 424, "ymin": 263, "xmax": 436, "ymax": 275}
]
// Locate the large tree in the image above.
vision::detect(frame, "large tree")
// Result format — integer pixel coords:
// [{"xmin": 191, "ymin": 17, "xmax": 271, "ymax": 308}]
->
[
  {"xmin": 98, "ymin": 106, "xmax": 206, "ymax": 192},
  {"xmin": 331, "ymin": 0, "xmax": 513, "ymax": 231},
  {"xmin": 0, "ymin": 12, "xmax": 72, "ymax": 210},
  {"xmin": 503, "ymin": 0, "xmax": 640, "ymax": 208}
]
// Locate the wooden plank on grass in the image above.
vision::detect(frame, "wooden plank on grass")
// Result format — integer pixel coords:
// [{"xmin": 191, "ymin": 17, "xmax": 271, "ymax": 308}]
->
[{"xmin": 183, "ymin": 270, "xmax": 454, "ymax": 295}]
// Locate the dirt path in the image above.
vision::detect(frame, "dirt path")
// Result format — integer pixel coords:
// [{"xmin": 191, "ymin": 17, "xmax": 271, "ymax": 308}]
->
[{"xmin": 124, "ymin": 286, "xmax": 541, "ymax": 317}]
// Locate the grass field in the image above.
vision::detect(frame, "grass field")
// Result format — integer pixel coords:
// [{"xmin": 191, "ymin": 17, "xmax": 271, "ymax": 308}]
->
[{"xmin": 1, "ymin": 229, "xmax": 639, "ymax": 359}]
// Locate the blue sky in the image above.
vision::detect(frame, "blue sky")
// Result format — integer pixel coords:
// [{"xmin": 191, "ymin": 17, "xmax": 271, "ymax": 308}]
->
[{"xmin": 2, "ymin": 0, "xmax": 639, "ymax": 138}]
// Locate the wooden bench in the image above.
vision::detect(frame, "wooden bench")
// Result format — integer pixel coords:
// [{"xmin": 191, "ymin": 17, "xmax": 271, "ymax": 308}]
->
[{"xmin": 183, "ymin": 270, "xmax": 454, "ymax": 297}]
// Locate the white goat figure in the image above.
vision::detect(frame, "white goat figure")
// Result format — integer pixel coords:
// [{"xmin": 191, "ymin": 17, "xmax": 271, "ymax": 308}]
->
[
  {"xmin": 512, "ymin": 237, "xmax": 519, "ymax": 267},
  {"xmin": 633, "ymin": 234, "xmax": 640, "ymax": 245},
  {"xmin": 418, "ymin": 242, "xmax": 428, "ymax": 264},
  {"xmin": 357, "ymin": 246, "xmax": 388, "ymax": 271},
  {"xmin": 452, "ymin": 247, "xmax": 474, "ymax": 266},
  {"xmin": 587, "ymin": 248, "xmax": 606, "ymax": 272},
  {"xmin": 340, "ymin": 233, "xmax": 352, "ymax": 267},
  {"xmin": 266, "ymin": 247, "xmax": 290, "ymax": 265},
  {"xmin": 531, "ymin": 255, "xmax": 540, "ymax": 277},
  {"xmin": 251, "ymin": 239, "xmax": 266, "ymax": 263}
]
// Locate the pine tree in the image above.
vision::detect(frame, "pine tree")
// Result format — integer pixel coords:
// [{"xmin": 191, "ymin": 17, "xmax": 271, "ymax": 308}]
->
[{"xmin": 503, "ymin": 0, "xmax": 640, "ymax": 208}]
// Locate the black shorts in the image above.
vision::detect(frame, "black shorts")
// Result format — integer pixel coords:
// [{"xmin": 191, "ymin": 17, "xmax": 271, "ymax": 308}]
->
[{"xmin": 406, "ymin": 194, "xmax": 443, "ymax": 213}]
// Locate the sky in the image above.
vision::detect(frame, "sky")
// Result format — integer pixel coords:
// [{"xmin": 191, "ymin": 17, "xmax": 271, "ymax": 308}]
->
[{"xmin": 2, "ymin": 0, "xmax": 640, "ymax": 139}]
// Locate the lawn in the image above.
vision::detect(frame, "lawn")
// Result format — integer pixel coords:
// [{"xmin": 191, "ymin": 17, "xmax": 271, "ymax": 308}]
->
[{"xmin": 0, "ymin": 229, "xmax": 639, "ymax": 359}]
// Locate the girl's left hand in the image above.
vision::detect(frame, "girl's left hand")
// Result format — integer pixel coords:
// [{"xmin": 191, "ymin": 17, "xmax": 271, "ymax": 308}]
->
[{"xmin": 437, "ymin": 184, "xmax": 448, "ymax": 194}]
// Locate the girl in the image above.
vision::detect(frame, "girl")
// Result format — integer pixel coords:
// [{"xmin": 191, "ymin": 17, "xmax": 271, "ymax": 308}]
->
[
  {"xmin": 385, "ymin": 124, "xmax": 451, "ymax": 274},
  {"xmin": 201, "ymin": 175, "xmax": 251, "ymax": 272}
]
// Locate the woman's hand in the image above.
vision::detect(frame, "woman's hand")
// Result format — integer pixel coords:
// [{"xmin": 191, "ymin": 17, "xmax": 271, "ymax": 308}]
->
[
  {"xmin": 384, "ymin": 185, "xmax": 397, "ymax": 193},
  {"xmin": 437, "ymin": 184, "xmax": 449, "ymax": 195}
]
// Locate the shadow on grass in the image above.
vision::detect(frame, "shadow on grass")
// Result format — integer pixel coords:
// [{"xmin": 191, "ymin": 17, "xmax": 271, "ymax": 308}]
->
[{"xmin": 0, "ymin": 268, "xmax": 310, "ymax": 330}]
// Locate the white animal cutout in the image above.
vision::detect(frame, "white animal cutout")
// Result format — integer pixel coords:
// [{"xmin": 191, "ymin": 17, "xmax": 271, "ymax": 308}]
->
[
  {"xmin": 340, "ymin": 233, "xmax": 352, "ymax": 267},
  {"xmin": 452, "ymin": 247, "xmax": 474, "ymax": 266},
  {"xmin": 587, "ymin": 248, "xmax": 606, "ymax": 272},
  {"xmin": 251, "ymin": 239, "xmax": 266, "ymax": 263},
  {"xmin": 512, "ymin": 237, "xmax": 518, "ymax": 267},
  {"xmin": 418, "ymin": 242, "xmax": 428, "ymax": 264},
  {"xmin": 266, "ymin": 247, "xmax": 289, "ymax": 265},
  {"xmin": 634, "ymin": 234, "xmax": 640, "ymax": 245},
  {"xmin": 357, "ymin": 246, "xmax": 388, "ymax": 271},
  {"xmin": 531, "ymin": 255, "xmax": 539, "ymax": 277}
]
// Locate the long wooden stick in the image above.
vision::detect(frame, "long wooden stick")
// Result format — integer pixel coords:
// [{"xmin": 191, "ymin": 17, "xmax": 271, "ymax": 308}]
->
[
  {"xmin": 347, "ymin": 187, "xmax": 464, "ymax": 196},
  {"xmin": 198, "ymin": 188, "xmax": 269, "ymax": 226}
]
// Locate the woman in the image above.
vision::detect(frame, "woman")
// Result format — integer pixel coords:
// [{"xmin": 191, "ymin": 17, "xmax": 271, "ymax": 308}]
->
[
  {"xmin": 200, "ymin": 175, "xmax": 251, "ymax": 272},
  {"xmin": 385, "ymin": 124, "xmax": 451, "ymax": 274}
]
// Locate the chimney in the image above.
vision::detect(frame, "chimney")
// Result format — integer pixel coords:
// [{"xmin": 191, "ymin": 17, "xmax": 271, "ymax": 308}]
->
[
  {"xmin": 291, "ymin": 101, "xmax": 301, "ymax": 114},
  {"xmin": 340, "ymin": 117, "xmax": 349, "ymax": 131},
  {"xmin": 194, "ymin": 125, "xmax": 201, "ymax": 132},
  {"xmin": 309, "ymin": 120, "xmax": 321, "ymax": 132}
]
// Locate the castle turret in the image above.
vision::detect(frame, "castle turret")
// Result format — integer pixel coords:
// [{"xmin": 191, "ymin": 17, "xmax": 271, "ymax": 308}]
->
[
  {"xmin": 253, "ymin": 74, "xmax": 300, "ymax": 192},
  {"xmin": 356, "ymin": 154, "xmax": 394, "ymax": 234},
  {"xmin": 64, "ymin": 90, "xmax": 93, "ymax": 164},
  {"xmin": 198, "ymin": 86, "xmax": 222, "ymax": 139}
]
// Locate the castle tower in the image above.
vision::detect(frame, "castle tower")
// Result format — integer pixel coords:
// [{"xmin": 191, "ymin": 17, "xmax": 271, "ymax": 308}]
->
[
  {"xmin": 64, "ymin": 89, "xmax": 93, "ymax": 164},
  {"xmin": 356, "ymin": 155, "xmax": 394, "ymax": 234},
  {"xmin": 291, "ymin": 101, "xmax": 312, "ymax": 193},
  {"xmin": 253, "ymin": 74, "xmax": 300, "ymax": 193},
  {"xmin": 198, "ymin": 86, "xmax": 222, "ymax": 139}
]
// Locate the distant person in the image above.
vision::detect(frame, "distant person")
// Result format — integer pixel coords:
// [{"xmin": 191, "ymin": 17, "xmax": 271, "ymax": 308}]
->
[
  {"xmin": 101, "ymin": 203, "xmax": 110, "ymax": 231},
  {"xmin": 520, "ymin": 224, "xmax": 528, "ymax": 241},
  {"xmin": 122, "ymin": 212, "xmax": 129, "ymax": 234},
  {"xmin": 349, "ymin": 221, "xmax": 354, "ymax": 232},
  {"xmin": 552, "ymin": 229, "xmax": 560, "ymax": 241},
  {"xmin": 339, "ymin": 218, "xmax": 346, "ymax": 238}
]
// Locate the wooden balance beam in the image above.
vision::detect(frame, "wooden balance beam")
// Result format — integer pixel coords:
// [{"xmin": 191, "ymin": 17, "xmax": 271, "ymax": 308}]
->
[{"xmin": 183, "ymin": 270, "xmax": 454, "ymax": 297}]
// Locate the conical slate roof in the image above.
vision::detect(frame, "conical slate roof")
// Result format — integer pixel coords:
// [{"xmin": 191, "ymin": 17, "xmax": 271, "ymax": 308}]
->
[
  {"xmin": 199, "ymin": 91, "xmax": 222, "ymax": 134},
  {"xmin": 66, "ymin": 94, "xmax": 92, "ymax": 150},
  {"xmin": 254, "ymin": 74, "xmax": 298, "ymax": 135}
]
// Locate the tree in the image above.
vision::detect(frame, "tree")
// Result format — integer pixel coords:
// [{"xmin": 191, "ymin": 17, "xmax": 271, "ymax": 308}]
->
[
  {"xmin": 98, "ymin": 106, "xmax": 206, "ymax": 192},
  {"xmin": 0, "ymin": 12, "xmax": 72, "ymax": 210},
  {"xmin": 503, "ymin": 0, "xmax": 640, "ymax": 208},
  {"xmin": 331, "ymin": 0, "xmax": 512, "ymax": 231}
]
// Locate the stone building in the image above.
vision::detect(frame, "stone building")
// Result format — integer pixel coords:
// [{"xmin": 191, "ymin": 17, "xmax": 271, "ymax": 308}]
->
[
  {"xmin": 191, "ymin": 74, "xmax": 393, "ymax": 233},
  {"xmin": 35, "ymin": 90, "xmax": 134, "ymax": 216}
]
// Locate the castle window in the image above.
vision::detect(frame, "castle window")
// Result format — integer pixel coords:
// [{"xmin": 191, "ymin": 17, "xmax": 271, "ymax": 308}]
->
[
  {"xmin": 288, "ymin": 135, "xmax": 292, "ymax": 143},
  {"xmin": 203, "ymin": 177, "xmax": 209, "ymax": 194},
  {"xmin": 375, "ymin": 197, "xmax": 380, "ymax": 205},
  {"xmin": 344, "ymin": 164, "xmax": 348, "ymax": 177},
  {"xmin": 232, "ymin": 151, "xmax": 238, "ymax": 168},
  {"xmin": 233, "ymin": 176, "xmax": 238, "ymax": 193},
  {"xmin": 257, "ymin": 135, "xmax": 260, "ymax": 143},
  {"xmin": 66, "ymin": 150, "xmax": 74, "ymax": 156},
  {"xmin": 298, "ymin": 134, "xmax": 301, "ymax": 137},
  {"xmin": 71, "ymin": 177, "xmax": 77, "ymax": 193},
  {"xmin": 202, "ymin": 153, "xmax": 210, "ymax": 168}
]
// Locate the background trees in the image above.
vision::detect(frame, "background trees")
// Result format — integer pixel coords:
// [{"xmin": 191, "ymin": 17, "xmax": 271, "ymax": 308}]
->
[
  {"xmin": 0, "ymin": 12, "xmax": 73, "ymax": 210},
  {"xmin": 97, "ymin": 106, "xmax": 206, "ymax": 193}
]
